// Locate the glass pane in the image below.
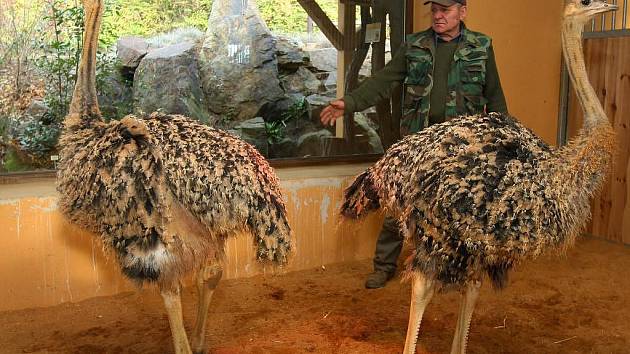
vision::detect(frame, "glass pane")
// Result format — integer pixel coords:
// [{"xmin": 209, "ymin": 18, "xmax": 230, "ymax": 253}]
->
[{"xmin": 0, "ymin": 0, "xmax": 408, "ymax": 174}]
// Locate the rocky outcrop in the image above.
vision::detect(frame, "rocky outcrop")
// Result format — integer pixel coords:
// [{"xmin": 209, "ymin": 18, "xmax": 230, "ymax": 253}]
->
[
  {"xmin": 133, "ymin": 41, "xmax": 204, "ymax": 116},
  {"xmin": 197, "ymin": 0, "xmax": 284, "ymax": 123},
  {"xmin": 116, "ymin": 36, "xmax": 150, "ymax": 70}
]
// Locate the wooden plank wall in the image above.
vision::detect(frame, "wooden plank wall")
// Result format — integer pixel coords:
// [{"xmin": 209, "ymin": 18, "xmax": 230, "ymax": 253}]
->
[{"xmin": 566, "ymin": 35, "xmax": 630, "ymax": 244}]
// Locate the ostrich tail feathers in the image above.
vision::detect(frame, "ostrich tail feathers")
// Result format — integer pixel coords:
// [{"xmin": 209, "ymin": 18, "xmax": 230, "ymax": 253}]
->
[{"xmin": 341, "ymin": 170, "xmax": 380, "ymax": 219}]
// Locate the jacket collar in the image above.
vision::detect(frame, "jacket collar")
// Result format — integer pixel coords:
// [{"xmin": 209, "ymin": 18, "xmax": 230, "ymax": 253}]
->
[{"xmin": 409, "ymin": 22, "xmax": 483, "ymax": 60}]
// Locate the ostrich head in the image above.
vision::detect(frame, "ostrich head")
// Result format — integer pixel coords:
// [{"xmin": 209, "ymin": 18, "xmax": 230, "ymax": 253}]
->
[{"xmin": 565, "ymin": 0, "xmax": 618, "ymax": 23}]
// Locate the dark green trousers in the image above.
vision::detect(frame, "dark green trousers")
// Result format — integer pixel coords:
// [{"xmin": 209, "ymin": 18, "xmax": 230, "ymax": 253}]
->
[{"xmin": 373, "ymin": 216, "xmax": 403, "ymax": 274}]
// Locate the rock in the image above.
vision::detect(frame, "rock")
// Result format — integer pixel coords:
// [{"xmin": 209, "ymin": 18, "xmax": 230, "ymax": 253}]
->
[
  {"xmin": 116, "ymin": 36, "xmax": 149, "ymax": 69},
  {"xmin": 257, "ymin": 97, "xmax": 295, "ymax": 123},
  {"xmin": 233, "ymin": 117, "xmax": 269, "ymax": 156},
  {"xmin": 269, "ymin": 137, "xmax": 298, "ymax": 158},
  {"xmin": 305, "ymin": 48, "xmax": 337, "ymax": 73},
  {"xmin": 146, "ymin": 27, "xmax": 204, "ymax": 49},
  {"xmin": 353, "ymin": 112, "xmax": 384, "ymax": 153},
  {"xmin": 305, "ymin": 93, "xmax": 335, "ymax": 123},
  {"xmin": 133, "ymin": 41, "xmax": 204, "ymax": 117},
  {"xmin": 198, "ymin": 0, "xmax": 284, "ymax": 123},
  {"xmin": 98, "ymin": 64, "xmax": 133, "ymax": 119},
  {"xmin": 323, "ymin": 71, "xmax": 337, "ymax": 91},
  {"xmin": 297, "ymin": 129, "xmax": 333, "ymax": 157},
  {"xmin": 276, "ymin": 36, "xmax": 309, "ymax": 71},
  {"xmin": 24, "ymin": 100, "xmax": 50, "ymax": 119},
  {"xmin": 281, "ymin": 67, "xmax": 321, "ymax": 96}
]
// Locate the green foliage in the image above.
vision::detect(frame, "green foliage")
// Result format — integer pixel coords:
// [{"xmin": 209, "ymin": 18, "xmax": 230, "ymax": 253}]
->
[
  {"xmin": 1, "ymin": 0, "xmax": 339, "ymax": 172},
  {"xmin": 257, "ymin": 0, "xmax": 338, "ymax": 34},
  {"xmin": 265, "ymin": 97, "xmax": 308, "ymax": 144},
  {"xmin": 2, "ymin": 148, "xmax": 31, "ymax": 172},
  {"xmin": 35, "ymin": 0, "xmax": 121, "ymax": 118},
  {"xmin": 35, "ymin": 0, "xmax": 83, "ymax": 119},
  {"xmin": 14, "ymin": 116, "xmax": 61, "ymax": 158},
  {"xmin": 103, "ymin": 0, "xmax": 212, "ymax": 38},
  {"xmin": 0, "ymin": 0, "xmax": 47, "ymax": 94}
]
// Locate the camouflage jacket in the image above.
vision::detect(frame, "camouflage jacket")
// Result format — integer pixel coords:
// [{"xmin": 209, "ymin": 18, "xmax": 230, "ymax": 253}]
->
[{"xmin": 401, "ymin": 26, "xmax": 492, "ymax": 135}]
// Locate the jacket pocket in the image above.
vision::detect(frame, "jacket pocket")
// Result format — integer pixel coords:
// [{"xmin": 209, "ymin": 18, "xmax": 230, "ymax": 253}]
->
[
  {"xmin": 460, "ymin": 61, "xmax": 486, "ymax": 96},
  {"xmin": 463, "ymin": 94, "xmax": 488, "ymax": 114}
]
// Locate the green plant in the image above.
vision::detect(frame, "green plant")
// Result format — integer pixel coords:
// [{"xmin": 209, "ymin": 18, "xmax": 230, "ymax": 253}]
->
[
  {"xmin": 34, "ymin": 0, "xmax": 121, "ymax": 117},
  {"xmin": 15, "ymin": 116, "xmax": 61, "ymax": 158},
  {"xmin": 265, "ymin": 97, "xmax": 307, "ymax": 144},
  {"xmin": 0, "ymin": 0, "xmax": 46, "ymax": 95},
  {"xmin": 35, "ymin": 0, "xmax": 83, "ymax": 118},
  {"xmin": 257, "ymin": 0, "xmax": 338, "ymax": 34},
  {"xmin": 2, "ymin": 148, "xmax": 31, "ymax": 172}
]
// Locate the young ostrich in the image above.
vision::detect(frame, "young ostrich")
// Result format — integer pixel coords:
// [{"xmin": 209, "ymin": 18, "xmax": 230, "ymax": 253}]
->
[
  {"xmin": 56, "ymin": 1, "xmax": 291, "ymax": 353},
  {"xmin": 341, "ymin": 1, "xmax": 617, "ymax": 353}
]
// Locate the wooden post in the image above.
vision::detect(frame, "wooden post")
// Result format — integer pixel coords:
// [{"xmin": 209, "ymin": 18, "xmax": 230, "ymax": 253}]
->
[
  {"xmin": 371, "ymin": 1, "xmax": 392, "ymax": 146},
  {"xmin": 307, "ymin": 16, "xmax": 313, "ymax": 35},
  {"xmin": 336, "ymin": 1, "xmax": 356, "ymax": 138}
]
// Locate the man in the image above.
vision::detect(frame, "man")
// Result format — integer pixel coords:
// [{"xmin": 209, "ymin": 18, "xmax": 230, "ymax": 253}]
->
[{"xmin": 321, "ymin": 0, "xmax": 508, "ymax": 289}]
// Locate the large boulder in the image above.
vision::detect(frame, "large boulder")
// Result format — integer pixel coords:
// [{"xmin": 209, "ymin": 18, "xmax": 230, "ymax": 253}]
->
[
  {"xmin": 305, "ymin": 48, "xmax": 337, "ymax": 73},
  {"xmin": 146, "ymin": 28, "xmax": 205, "ymax": 49},
  {"xmin": 116, "ymin": 36, "xmax": 149, "ymax": 70},
  {"xmin": 231, "ymin": 117, "xmax": 268, "ymax": 156},
  {"xmin": 133, "ymin": 41, "xmax": 204, "ymax": 116},
  {"xmin": 297, "ymin": 129, "xmax": 334, "ymax": 157},
  {"xmin": 305, "ymin": 93, "xmax": 335, "ymax": 123},
  {"xmin": 276, "ymin": 36, "xmax": 309, "ymax": 71},
  {"xmin": 281, "ymin": 67, "xmax": 321, "ymax": 96},
  {"xmin": 198, "ymin": 0, "xmax": 284, "ymax": 124},
  {"xmin": 24, "ymin": 100, "xmax": 50, "ymax": 119},
  {"xmin": 353, "ymin": 112, "xmax": 384, "ymax": 154}
]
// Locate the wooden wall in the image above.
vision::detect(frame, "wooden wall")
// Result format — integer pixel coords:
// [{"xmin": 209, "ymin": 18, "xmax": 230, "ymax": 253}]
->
[
  {"xmin": 567, "ymin": 35, "xmax": 630, "ymax": 244},
  {"xmin": 413, "ymin": 0, "xmax": 564, "ymax": 145}
]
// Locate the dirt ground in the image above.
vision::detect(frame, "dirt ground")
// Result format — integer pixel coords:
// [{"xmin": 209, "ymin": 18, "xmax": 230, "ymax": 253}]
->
[{"xmin": 1, "ymin": 237, "xmax": 629, "ymax": 354}]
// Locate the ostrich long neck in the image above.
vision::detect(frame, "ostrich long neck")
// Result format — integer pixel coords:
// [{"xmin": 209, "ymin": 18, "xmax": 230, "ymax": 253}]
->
[
  {"xmin": 66, "ymin": 0, "xmax": 104, "ymax": 128},
  {"xmin": 562, "ymin": 17, "xmax": 608, "ymax": 128},
  {"xmin": 554, "ymin": 14, "xmax": 615, "ymax": 238}
]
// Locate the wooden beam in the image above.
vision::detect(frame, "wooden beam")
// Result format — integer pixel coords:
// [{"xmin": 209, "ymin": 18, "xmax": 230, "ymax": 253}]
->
[
  {"xmin": 336, "ymin": 1, "xmax": 356, "ymax": 138},
  {"xmin": 339, "ymin": 0, "xmax": 372, "ymax": 6},
  {"xmin": 406, "ymin": 0, "xmax": 414, "ymax": 34},
  {"xmin": 297, "ymin": 0, "xmax": 343, "ymax": 50}
]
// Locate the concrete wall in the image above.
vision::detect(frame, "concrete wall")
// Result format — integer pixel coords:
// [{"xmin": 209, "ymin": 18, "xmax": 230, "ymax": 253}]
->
[
  {"xmin": 413, "ymin": 0, "xmax": 564, "ymax": 144},
  {"xmin": 0, "ymin": 165, "xmax": 383, "ymax": 312}
]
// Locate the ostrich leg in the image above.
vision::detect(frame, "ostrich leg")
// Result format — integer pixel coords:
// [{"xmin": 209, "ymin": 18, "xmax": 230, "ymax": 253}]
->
[
  {"xmin": 403, "ymin": 273, "xmax": 435, "ymax": 354},
  {"xmin": 160, "ymin": 282, "xmax": 193, "ymax": 354},
  {"xmin": 450, "ymin": 281, "xmax": 481, "ymax": 354},
  {"xmin": 191, "ymin": 264, "xmax": 223, "ymax": 354}
]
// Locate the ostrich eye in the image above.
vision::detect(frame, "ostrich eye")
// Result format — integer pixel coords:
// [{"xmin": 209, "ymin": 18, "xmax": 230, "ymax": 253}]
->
[{"xmin": 581, "ymin": 0, "xmax": 591, "ymax": 5}]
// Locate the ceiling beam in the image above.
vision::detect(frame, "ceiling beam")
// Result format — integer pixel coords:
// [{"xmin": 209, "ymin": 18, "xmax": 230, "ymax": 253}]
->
[
  {"xmin": 297, "ymin": 0, "xmax": 343, "ymax": 50},
  {"xmin": 339, "ymin": 0, "xmax": 372, "ymax": 6}
]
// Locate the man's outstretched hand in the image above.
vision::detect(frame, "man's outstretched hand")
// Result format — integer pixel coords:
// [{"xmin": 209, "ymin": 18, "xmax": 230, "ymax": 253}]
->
[{"xmin": 320, "ymin": 99, "xmax": 345, "ymax": 126}]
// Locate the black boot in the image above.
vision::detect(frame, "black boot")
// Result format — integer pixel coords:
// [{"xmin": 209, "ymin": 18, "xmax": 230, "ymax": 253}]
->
[{"xmin": 364, "ymin": 270, "xmax": 395, "ymax": 289}]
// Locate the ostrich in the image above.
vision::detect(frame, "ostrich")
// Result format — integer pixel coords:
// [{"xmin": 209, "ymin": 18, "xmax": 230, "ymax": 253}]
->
[
  {"xmin": 56, "ymin": 1, "xmax": 291, "ymax": 353},
  {"xmin": 340, "ymin": 1, "xmax": 617, "ymax": 353}
]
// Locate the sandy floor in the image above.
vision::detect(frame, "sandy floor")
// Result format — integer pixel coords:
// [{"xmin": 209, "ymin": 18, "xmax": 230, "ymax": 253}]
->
[{"xmin": 1, "ymin": 237, "xmax": 629, "ymax": 354}]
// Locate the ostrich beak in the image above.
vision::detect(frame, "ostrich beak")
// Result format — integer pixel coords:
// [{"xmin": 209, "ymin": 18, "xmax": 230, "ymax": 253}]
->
[{"xmin": 593, "ymin": 1, "xmax": 618, "ymax": 14}]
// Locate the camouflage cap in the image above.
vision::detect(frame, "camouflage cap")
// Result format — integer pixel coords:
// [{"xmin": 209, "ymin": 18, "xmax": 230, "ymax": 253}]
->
[{"xmin": 423, "ymin": 0, "xmax": 467, "ymax": 6}]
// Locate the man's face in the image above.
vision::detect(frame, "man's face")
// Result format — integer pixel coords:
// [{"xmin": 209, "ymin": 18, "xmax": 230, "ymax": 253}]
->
[{"xmin": 431, "ymin": 3, "xmax": 467, "ymax": 37}]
